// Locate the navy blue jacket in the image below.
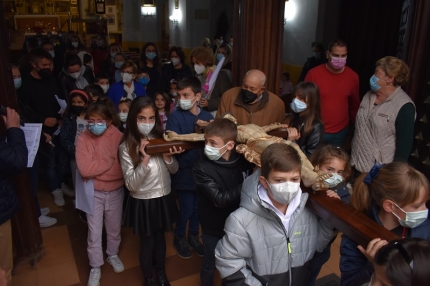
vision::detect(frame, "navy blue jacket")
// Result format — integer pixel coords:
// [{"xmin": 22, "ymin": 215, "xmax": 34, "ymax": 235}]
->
[
  {"xmin": 107, "ymin": 81, "xmax": 147, "ymax": 111},
  {"xmin": 58, "ymin": 115, "xmax": 78, "ymax": 174},
  {"xmin": 166, "ymin": 108, "xmax": 213, "ymax": 190},
  {"xmin": 0, "ymin": 127, "xmax": 28, "ymax": 225},
  {"xmin": 340, "ymin": 203, "xmax": 430, "ymax": 286}
]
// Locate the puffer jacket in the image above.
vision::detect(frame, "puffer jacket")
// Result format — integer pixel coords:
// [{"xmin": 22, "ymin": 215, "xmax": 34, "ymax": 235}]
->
[
  {"xmin": 215, "ymin": 169, "xmax": 333, "ymax": 286},
  {"xmin": 340, "ymin": 203, "xmax": 430, "ymax": 286},
  {"xmin": 119, "ymin": 140, "xmax": 178, "ymax": 199},
  {"xmin": 0, "ymin": 128, "xmax": 28, "ymax": 225},
  {"xmin": 192, "ymin": 149, "xmax": 254, "ymax": 238}
]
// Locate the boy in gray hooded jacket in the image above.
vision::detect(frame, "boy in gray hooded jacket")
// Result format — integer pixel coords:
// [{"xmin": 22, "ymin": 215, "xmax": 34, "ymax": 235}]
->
[{"xmin": 215, "ymin": 143, "xmax": 333, "ymax": 286}]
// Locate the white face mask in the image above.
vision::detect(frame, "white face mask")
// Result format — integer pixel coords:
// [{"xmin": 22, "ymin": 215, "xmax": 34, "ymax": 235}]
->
[
  {"xmin": 204, "ymin": 142, "xmax": 230, "ymax": 161},
  {"xmin": 137, "ymin": 122, "xmax": 155, "ymax": 136},
  {"xmin": 48, "ymin": 50, "xmax": 55, "ymax": 58},
  {"xmin": 171, "ymin": 91, "xmax": 178, "ymax": 97},
  {"xmin": 194, "ymin": 64, "xmax": 206, "ymax": 75},
  {"xmin": 100, "ymin": 84, "xmax": 109, "ymax": 94},
  {"xmin": 118, "ymin": 112, "xmax": 128, "ymax": 123},
  {"xmin": 392, "ymin": 204, "xmax": 428, "ymax": 228},
  {"xmin": 267, "ymin": 180, "xmax": 300, "ymax": 205},
  {"xmin": 178, "ymin": 98, "xmax": 195, "ymax": 110},
  {"xmin": 71, "ymin": 42, "xmax": 79, "ymax": 48},
  {"xmin": 171, "ymin": 57, "xmax": 181, "ymax": 66},
  {"xmin": 121, "ymin": 72, "xmax": 133, "ymax": 83},
  {"xmin": 324, "ymin": 173, "xmax": 343, "ymax": 189},
  {"xmin": 70, "ymin": 71, "xmax": 80, "ymax": 79},
  {"xmin": 290, "ymin": 98, "xmax": 307, "ymax": 113}
]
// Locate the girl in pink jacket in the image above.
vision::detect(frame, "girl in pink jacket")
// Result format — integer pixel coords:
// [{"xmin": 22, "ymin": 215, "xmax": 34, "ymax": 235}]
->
[{"xmin": 76, "ymin": 101, "xmax": 124, "ymax": 286}]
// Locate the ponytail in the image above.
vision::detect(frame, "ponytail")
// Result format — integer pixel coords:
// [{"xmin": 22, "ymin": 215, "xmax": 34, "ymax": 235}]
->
[{"xmin": 350, "ymin": 173, "xmax": 372, "ymax": 213}]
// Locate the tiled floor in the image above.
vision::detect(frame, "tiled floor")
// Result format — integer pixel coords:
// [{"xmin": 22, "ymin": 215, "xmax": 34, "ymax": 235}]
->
[{"xmin": 11, "ymin": 186, "xmax": 341, "ymax": 286}]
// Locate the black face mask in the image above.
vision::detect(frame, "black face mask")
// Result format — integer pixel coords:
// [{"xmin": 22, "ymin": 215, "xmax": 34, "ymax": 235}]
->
[
  {"xmin": 70, "ymin": 105, "xmax": 85, "ymax": 116},
  {"xmin": 38, "ymin": 68, "xmax": 52, "ymax": 80},
  {"xmin": 241, "ymin": 89, "xmax": 259, "ymax": 104}
]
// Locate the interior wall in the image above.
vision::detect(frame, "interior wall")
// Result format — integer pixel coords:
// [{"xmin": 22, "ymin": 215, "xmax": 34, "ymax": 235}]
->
[
  {"xmin": 282, "ymin": 0, "xmax": 320, "ymax": 66},
  {"xmin": 210, "ymin": 0, "xmax": 234, "ymax": 41},
  {"xmin": 122, "ymin": 0, "xmax": 166, "ymax": 48}
]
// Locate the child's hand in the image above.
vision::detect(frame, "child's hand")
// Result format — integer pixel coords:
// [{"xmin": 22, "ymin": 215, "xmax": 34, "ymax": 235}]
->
[
  {"xmin": 162, "ymin": 146, "xmax": 184, "ymax": 162},
  {"xmin": 287, "ymin": 127, "xmax": 300, "ymax": 141},
  {"xmin": 139, "ymin": 139, "xmax": 151, "ymax": 166},
  {"xmin": 358, "ymin": 238, "xmax": 388, "ymax": 264},
  {"xmin": 326, "ymin": 190, "xmax": 341, "ymax": 200},
  {"xmin": 199, "ymin": 98, "xmax": 208, "ymax": 107}
]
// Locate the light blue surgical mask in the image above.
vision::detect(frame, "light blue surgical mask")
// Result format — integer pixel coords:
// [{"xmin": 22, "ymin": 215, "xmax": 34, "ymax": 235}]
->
[
  {"xmin": 14, "ymin": 78, "xmax": 22, "ymax": 89},
  {"xmin": 370, "ymin": 75, "xmax": 381, "ymax": 92},
  {"xmin": 89, "ymin": 123, "xmax": 107, "ymax": 136},
  {"xmin": 290, "ymin": 98, "xmax": 307, "ymax": 113},
  {"xmin": 324, "ymin": 173, "xmax": 343, "ymax": 189},
  {"xmin": 110, "ymin": 52, "xmax": 117, "ymax": 59},
  {"xmin": 204, "ymin": 142, "xmax": 231, "ymax": 161},
  {"xmin": 115, "ymin": 62, "xmax": 123, "ymax": 69},
  {"xmin": 49, "ymin": 50, "xmax": 55, "ymax": 58},
  {"xmin": 216, "ymin": 53, "xmax": 224, "ymax": 63},
  {"xmin": 146, "ymin": 52, "xmax": 156, "ymax": 60}
]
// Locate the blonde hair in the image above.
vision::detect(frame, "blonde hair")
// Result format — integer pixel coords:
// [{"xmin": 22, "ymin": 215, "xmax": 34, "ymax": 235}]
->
[
  {"xmin": 190, "ymin": 46, "xmax": 214, "ymax": 67},
  {"xmin": 376, "ymin": 56, "xmax": 410, "ymax": 86},
  {"xmin": 350, "ymin": 162, "xmax": 429, "ymax": 214}
]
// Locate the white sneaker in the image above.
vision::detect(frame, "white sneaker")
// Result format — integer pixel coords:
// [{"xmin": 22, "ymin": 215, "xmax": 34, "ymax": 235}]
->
[
  {"xmin": 87, "ymin": 267, "xmax": 101, "ymax": 286},
  {"xmin": 40, "ymin": 207, "xmax": 50, "ymax": 216},
  {"xmin": 39, "ymin": 215, "xmax": 57, "ymax": 227},
  {"xmin": 107, "ymin": 255, "xmax": 124, "ymax": 273},
  {"xmin": 51, "ymin": 189, "xmax": 65, "ymax": 206},
  {"xmin": 62, "ymin": 183, "xmax": 75, "ymax": 197}
]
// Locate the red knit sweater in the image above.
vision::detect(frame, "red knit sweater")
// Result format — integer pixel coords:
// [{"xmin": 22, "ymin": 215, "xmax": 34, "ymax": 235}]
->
[{"xmin": 305, "ymin": 64, "xmax": 360, "ymax": 133}]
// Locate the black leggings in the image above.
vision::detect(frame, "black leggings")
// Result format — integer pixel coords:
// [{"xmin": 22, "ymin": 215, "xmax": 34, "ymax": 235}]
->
[{"xmin": 139, "ymin": 229, "xmax": 166, "ymax": 277}]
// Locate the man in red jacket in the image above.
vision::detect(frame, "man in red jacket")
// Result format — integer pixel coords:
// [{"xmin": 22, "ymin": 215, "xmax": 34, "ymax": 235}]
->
[{"xmin": 305, "ymin": 39, "xmax": 360, "ymax": 147}]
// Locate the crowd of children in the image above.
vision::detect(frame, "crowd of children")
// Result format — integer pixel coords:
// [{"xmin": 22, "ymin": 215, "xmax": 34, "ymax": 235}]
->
[{"xmin": 9, "ymin": 33, "xmax": 430, "ymax": 286}]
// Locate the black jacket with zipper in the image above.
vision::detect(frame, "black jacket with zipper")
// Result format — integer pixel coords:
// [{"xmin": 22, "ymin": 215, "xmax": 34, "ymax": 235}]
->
[{"xmin": 192, "ymin": 149, "xmax": 254, "ymax": 238}]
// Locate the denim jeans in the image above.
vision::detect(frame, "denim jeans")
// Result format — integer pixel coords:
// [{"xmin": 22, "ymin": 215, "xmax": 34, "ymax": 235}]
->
[
  {"xmin": 29, "ymin": 155, "xmax": 42, "ymax": 217},
  {"xmin": 200, "ymin": 233, "xmax": 221, "ymax": 286},
  {"xmin": 174, "ymin": 189, "xmax": 199, "ymax": 237},
  {"xmin": 323, "ymin": 127, "xmax": 349, "ymax": 148}
]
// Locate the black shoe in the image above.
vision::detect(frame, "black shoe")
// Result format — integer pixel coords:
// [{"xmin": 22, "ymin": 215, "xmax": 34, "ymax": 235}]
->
[
  {"xmin": 143, "ymin": 275, "xmax": 157, "ymax": 286},
  {"xmin": 187, "ymin": 234, "xmax": 204, "ymax": 257},
  {"xmin": 173, "ymin": 236, "xmax": 192, "ymax": 259},
  {"xmin": 156, "ymin": 267, "xmax": 170, "ymax": 286},
  {"xmin": 79, "ymin": 210, "xmax": 87, "ymax": 223}
]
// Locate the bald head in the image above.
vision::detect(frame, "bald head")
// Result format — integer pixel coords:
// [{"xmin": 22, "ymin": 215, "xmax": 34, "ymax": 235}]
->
[{"xmin": 244, "ymin": 69, "xmax": 266, "ymax": 87}]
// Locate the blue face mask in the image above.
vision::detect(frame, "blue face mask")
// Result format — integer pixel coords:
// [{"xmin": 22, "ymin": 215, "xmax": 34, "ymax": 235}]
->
[
  {"xmin": 138, "ymin": 77, "xmax": 150, "ymax": 85},
  {"xmin": 14, "ymin": 78, "xmax": 22, "ymax": 89},
  {"xmin": 216, "ymin": 53, "xmax": 224, "ymax": 63},
  {"xmin": 115, "ymin": 62, "xmax": 123, "ymax": 69},
  {"xmin": 290, "ymin": 98, "xmax": 307, "ymax": 113},
  {"xmin": 369, "ymin": 75, "xmax": 381, "ymax": 91},
  {"xmin": 146, "ymin": 52, "xmax": 156, "ymax": 60},
  {"xmin": 89, "ymin": 123, "xmax": 107, "ymax": 136}
]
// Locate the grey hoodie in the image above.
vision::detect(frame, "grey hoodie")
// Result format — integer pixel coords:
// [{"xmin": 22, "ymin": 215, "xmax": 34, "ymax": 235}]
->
[{"xmin": 215, "ymin": 169, "xmax": 333, "ymax": 286}]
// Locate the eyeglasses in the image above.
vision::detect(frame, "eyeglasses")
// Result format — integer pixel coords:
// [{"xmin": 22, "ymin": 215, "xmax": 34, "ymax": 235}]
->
[{"xmin": 87, "ymin": 119, "xmax": 107, "ymax": 126}]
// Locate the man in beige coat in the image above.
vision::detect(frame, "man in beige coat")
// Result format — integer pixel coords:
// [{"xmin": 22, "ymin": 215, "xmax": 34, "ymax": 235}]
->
[{"xmin": 216, "ymin": 69, "xmax": 286, "ymax": 126}]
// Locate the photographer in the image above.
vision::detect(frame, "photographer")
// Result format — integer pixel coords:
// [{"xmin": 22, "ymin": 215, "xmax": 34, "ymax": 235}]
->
[{"xmin": 0, "ymin": 107, "xmax": 28, "ymax": 285}]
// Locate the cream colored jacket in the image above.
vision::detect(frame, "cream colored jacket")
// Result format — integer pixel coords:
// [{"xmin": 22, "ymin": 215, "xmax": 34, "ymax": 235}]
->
[{"xmin": 119, "ymin": 141, "xmax": 178, "ymax": 199}]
